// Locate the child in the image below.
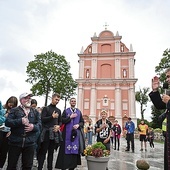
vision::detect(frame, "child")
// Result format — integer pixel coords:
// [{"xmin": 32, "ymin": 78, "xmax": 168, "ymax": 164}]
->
[
  {"xmin": 112, "ymin": 120, "xmax": 121, "ymax": 151},
  {"xmin": 148, "ymin": 128, "xmax": 154, "ymax": 149}
]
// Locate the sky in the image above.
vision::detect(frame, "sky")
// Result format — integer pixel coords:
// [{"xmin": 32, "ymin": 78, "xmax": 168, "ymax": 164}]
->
[{"xmin": 0, "ymin": 0, "xmax": 170, "ymax": 121}]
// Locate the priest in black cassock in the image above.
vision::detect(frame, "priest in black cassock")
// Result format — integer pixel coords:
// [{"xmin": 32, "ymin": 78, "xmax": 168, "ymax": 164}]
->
[
  {"xmin": 149, "ymin": 71, "xmax": 170, "ymax": 170},
  {"xmin": 55, "ymin": 97, "xmax": 85, "ymax": 170}
]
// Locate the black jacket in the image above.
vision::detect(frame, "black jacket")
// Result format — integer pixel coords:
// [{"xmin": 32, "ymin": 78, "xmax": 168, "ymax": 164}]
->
[
  {"xmin": 149, "ymin": 91, "xmax": 166, "ymax": 110},
  {"xmin": 149, "ymin": 90, "xmax": 170, "ymax": 168},
  {"xmin": 41, "ymin": 104, "xmax": 62, "ymax": 129},
  {"xmin": 5, "ymin": 106, "xmax": 41, "ymax": 147}
]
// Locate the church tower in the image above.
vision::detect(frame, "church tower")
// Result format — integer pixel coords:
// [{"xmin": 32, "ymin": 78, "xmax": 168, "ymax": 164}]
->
[{"xmin": 76, "ymin": 28, "xmax": 137, "ymax": 127}]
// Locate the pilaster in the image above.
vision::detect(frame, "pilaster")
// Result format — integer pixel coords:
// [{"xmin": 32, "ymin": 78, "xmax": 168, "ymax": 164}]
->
[
  {"xmin": 90, "ymin": 84, "xmax": 96, "ymax": 117},
  {"xmin": 115, "ymin": 84, "xmax": 121, "ymax": 118}
]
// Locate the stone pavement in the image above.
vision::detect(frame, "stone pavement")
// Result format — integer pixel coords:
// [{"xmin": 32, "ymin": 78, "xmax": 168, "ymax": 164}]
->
[
  {"xmin": 74, "ymin": 138, "xmax": 164, "ymax": 170},
  {"xmin": 4, "ymin": 138, "xmax": 164, "ymax": 170}
]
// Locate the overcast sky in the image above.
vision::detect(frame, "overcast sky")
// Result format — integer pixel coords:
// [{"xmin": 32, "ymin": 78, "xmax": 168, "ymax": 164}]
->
[{"xmin": 0, "ymin": 0, "xmax": 170, "ymax": 121}]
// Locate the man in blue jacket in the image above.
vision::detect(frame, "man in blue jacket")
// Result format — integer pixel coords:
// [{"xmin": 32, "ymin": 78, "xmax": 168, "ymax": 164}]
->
[
  {"xmin": 125, "ymin": 117, "xmax": 135, "ymax": 152},
  {"xmin": 5, "ymin": 92, "xmax": 41, "ymax": 170}
]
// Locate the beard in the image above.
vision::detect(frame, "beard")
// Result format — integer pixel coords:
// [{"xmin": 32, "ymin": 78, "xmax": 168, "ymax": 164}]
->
[{"xmin": 24, "ymin": 101, "xmax": 31, "ymax": 108}]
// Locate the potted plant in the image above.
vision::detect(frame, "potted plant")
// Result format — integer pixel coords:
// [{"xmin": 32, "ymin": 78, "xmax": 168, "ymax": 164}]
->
[{"xmin": 84, "ymin": 142, "xmax": 110, "ymax": 170}]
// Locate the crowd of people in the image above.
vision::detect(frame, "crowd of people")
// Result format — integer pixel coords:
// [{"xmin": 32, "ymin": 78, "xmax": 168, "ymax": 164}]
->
[
  {"xmin": 0, "ymin": 91, "xmax": 162, "ymax": 170},
  {"xmin": 0, "ymin": 93, "xmax": 86, "ymax": 170}
]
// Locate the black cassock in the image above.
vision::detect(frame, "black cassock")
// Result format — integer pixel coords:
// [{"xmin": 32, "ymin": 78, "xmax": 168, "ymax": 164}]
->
[{"xmin": 149, "ymin": 91, "xmax": 170, "ymax": 170}]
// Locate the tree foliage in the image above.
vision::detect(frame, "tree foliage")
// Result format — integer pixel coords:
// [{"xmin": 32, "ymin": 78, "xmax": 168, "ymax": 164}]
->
[
  {"xmin": 26, "ymin": 50, "xmax": 77, "ymax": 106},
  {"xmin": 135, "ymin": 87, "xmax": 150, "ymax": 120},
  {"xmin": 155, "ymin": 48, "xmax": 170, "ymax": 83}
]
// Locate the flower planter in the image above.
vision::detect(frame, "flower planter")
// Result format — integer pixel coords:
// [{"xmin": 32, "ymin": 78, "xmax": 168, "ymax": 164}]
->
[{"xmin": 86, "ymin": 156, "xmax": 109, "ymax": 170}]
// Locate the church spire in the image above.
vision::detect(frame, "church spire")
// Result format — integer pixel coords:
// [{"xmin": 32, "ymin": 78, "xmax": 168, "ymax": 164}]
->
[
  {"xmin": 116, "ymin": 31, "xmax": 119, "ymax": 36},
  {"xmin": 80, "ymin": 46, "xmax": 84, "ymax": 54},
  {"xmin": 129, "ymin": 44, "xmax": 133, "ymax": 52}
]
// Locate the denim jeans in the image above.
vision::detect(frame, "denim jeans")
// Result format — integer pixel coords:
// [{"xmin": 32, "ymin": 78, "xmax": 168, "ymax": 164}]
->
[{"xmin": 87, "ymin": 131, "xmax": 93, "ymax": 145}]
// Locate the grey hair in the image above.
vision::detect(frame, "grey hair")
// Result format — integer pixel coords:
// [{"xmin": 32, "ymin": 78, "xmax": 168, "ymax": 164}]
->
[{"xmin": 165, "ymin": 68, "xmax": 170, "ymax": 73}]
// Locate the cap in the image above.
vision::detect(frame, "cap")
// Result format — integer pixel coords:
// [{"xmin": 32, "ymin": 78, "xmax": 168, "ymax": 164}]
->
[{"xmin": 19, "ymin": 92, "xmax": 33, "ymax": 100}]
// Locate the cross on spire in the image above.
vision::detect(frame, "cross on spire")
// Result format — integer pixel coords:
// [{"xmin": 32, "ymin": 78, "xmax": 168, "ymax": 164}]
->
[{"xmin": 103, "ymin": 22, "xmax": 109, "ymax": 30}]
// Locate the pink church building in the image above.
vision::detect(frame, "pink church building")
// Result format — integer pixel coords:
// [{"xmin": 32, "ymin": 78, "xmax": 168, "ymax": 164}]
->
[{"xmin": 76, "ymin": 28, "xmax": 137, "ymax": 128}]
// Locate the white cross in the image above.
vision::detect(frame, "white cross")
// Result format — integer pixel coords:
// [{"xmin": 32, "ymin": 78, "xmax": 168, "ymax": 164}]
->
[
  {"xmin": 73, "ymin": 145, "xmax": 78, "ymax": 150},
  {"xmin": 67, "ymin": 145, "xmax": 72, "ymax": 150}
]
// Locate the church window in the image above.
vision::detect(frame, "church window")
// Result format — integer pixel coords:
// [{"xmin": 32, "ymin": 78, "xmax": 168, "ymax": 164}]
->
[
  {"xmin": 123, "ymin": 69, "xmax": 127, "ymax": 78},
  {"xmin": 121, "ymin": 45, "xmax": 124, "ymax": 52},
  {"xmin": 88, "ymin": 47, "xmax": 92, "ymax": 53},
  {"xmin": 86, "ymin": 69, "xmax": 90, "ymax": 78}
]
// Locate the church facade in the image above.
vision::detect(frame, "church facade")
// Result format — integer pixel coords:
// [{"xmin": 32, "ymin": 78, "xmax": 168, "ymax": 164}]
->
[{"xmin": 76, "ymin": 29, "xmax": 137, "ymax": 127}]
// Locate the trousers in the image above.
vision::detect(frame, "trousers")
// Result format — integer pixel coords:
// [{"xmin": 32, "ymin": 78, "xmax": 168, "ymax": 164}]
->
[{"xmin": 7, "ymin": 145, "xmax": 35, "ymax": 170}]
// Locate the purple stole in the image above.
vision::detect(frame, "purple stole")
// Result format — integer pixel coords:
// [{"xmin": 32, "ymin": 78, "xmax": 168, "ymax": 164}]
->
[{"xmin": 65, "ymin": 108, "xmax": 80, "ymax": 154}]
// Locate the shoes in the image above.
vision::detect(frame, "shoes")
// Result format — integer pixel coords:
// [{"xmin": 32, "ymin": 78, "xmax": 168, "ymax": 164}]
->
[
  {"xmin": 145, "ymin": 149, "xmax": 147, "ymax": 151},
  {"xmin": 117, "ymin": 148, "xmax": 119, "ymax": 151},
  {"xmin": 140, "ymin": 149, "xmax": 143, "ymax": 151},
  {"xmin": 114, "ymin": 148, "xmax": 116, "ymax": 150},
  {"xmin": 132, "ymin": 150, "xmax": 134, "ymax": 153},
  {"xmin": 125, "ymin": 149, "xmax": 130, "ymax": 151}
]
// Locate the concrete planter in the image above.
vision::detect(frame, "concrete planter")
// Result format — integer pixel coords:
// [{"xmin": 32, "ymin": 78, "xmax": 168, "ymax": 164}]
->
[{"xmin": 86, "ymin": 156, "xmax": 109, "ymax": 170}]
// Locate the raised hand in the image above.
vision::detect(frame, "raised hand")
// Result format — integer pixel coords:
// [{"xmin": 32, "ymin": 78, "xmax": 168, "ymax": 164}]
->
[{"xmin": 152, "ymin": 76, "xmax": 160, "ymax": 91}]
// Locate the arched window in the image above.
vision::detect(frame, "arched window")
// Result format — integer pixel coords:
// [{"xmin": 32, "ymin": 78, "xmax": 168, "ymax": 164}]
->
[
  {"xmin": 86, "ymin": 69, "xmax": 90, "ymax": 78},
  {"xmin": 123, "ymin": 69, "xmax": 127, "ymax": 78}
]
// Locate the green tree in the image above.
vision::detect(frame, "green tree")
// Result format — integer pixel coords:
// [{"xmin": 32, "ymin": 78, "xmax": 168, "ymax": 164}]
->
[
  {"xmin": 155, "ymin": 48, "xmax": 170, "ymax": 83},
  {"xmin": 135, "ymin": 87, "xmax": 150, "ymax": 120},
  {"xmin": 26, "ymin": 50, "xmax": 77, "ymax": 106},
  {"xmin": 59, "ymin": 73, "xmax": 77, "ymax": 109}
]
